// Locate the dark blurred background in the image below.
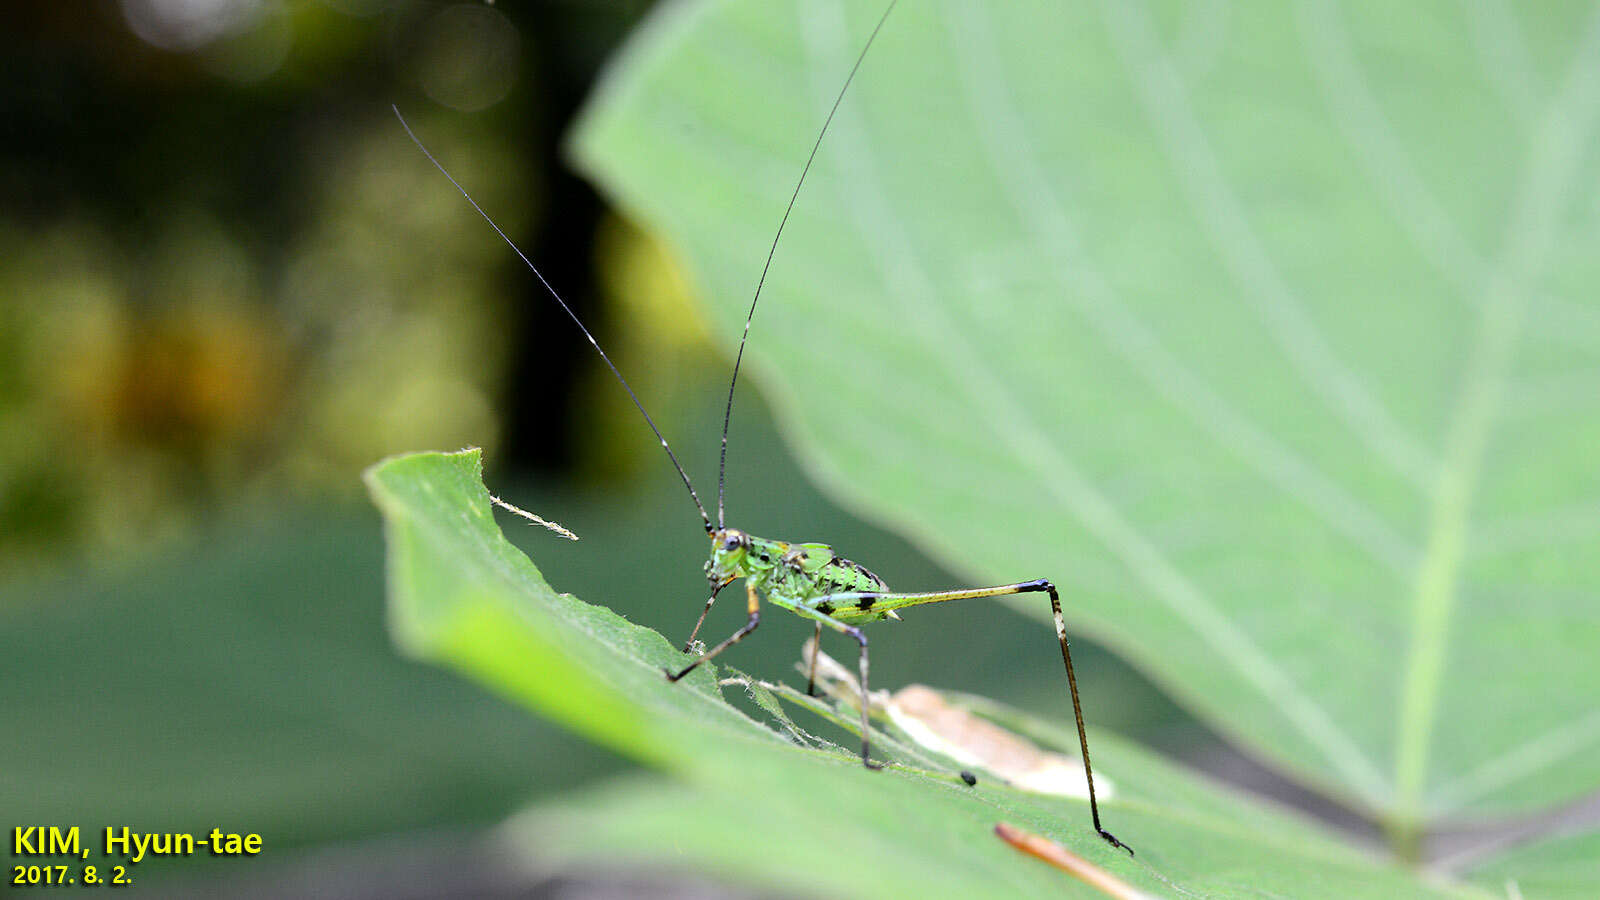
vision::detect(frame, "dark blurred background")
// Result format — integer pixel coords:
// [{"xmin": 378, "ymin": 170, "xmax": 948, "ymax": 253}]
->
[
  {"xmin": 1, "ymin": 0, "xmax": 659, "ymax": 567},
  {"xmin": 1, "ymin": 1, "xmax": 1247, "ymax": 895}
]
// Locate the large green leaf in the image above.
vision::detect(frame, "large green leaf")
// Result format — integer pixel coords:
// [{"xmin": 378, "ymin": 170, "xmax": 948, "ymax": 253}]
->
[
  {"xmin": 366, "ymin": 449, "xmax": 1502, "ymax": 898},
  {"xmin": 569, "ymin": 0, "xmax": 1600, "ymax": 840}
]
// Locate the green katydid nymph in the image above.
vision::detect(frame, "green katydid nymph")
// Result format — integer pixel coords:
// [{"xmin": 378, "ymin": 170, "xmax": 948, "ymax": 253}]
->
[{"xmin": 395, "ymin": 0, "xmax": 1131, "ymax": 856}]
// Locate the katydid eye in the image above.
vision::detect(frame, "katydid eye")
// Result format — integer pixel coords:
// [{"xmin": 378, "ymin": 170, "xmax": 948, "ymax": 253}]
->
[{"xmin": 723, "ymin": 535, "xmax": 743, "ymax": 552}]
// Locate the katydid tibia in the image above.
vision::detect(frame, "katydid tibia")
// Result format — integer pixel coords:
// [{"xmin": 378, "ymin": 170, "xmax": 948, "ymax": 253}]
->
[{"xmin": 395, "ymin": 0, "xmax": 1131, "ymax": 856}]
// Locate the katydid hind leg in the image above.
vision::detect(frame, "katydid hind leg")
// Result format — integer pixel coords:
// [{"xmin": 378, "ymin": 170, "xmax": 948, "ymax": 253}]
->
[
  {"xmin": 806, "ymin": 580, "xmax": 1132, "ymax": 854},
  {"xmin": 1032, "ymin": 579, "xmax": 1132, "ymax": 856}
]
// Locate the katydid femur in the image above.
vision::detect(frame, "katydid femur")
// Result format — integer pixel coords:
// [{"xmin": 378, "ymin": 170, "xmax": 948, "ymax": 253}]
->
[{"xmin": 396, "ymin": 0, "xmax": 1130, "ymax": 856}]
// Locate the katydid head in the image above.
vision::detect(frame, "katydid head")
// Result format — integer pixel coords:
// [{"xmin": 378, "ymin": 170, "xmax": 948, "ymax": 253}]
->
[
  {"xmin": 704, "ymin": 527, "xmax": 751, "ymax": 587},
  {"xmin": 704, "ymin": 527, "xmax": 784, "ymax": 589}
]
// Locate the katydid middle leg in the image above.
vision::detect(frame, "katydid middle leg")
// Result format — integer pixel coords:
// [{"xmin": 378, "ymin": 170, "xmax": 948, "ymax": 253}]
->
[
  {"xmin": 805, "ymin": 621, "xmax": 823, "ymax": 695},
  {"xmin": 795, "ymin": 605, "xmax": 882, "ymax": 770}
]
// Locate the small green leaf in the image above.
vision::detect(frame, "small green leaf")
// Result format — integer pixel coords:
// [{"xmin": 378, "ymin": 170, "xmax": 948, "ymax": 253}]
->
[{"xmin": 365, "ymin": 448, "xmax": 772, "ymax": 769}]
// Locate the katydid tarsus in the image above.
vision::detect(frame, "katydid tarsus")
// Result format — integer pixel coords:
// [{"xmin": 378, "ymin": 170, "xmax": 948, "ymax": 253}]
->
[{"xmin": 395, "ymin": 0, "xmax": 1131, "ymax": 855}]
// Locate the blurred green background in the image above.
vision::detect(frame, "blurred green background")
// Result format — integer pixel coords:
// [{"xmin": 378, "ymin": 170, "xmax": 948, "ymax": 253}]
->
[{"xmin": 0, "ymin": 1, "xmax": 1208, "ymax": 894}]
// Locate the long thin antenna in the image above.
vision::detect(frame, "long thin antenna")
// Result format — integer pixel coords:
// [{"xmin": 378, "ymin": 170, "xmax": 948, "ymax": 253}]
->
[
  {"xmin": 394, "ymin": 106, "xmax": 714, "ymax": 533},
  {"xmin": 716, "ymin": 0, "xmax": 898, "ymax": 529}
]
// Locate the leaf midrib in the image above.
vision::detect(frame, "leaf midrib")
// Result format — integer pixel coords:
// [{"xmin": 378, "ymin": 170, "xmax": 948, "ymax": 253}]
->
[{"xmin": 1392, "ymin": 7, "xmax": 1600, "ymax": 829}]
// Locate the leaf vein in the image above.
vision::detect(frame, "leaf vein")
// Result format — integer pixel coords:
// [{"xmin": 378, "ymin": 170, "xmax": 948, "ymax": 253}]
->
[
  {"xmin": 801, "ymin": 0, "xmax": 1390, "ymax": 805},
  {"xmin": 1101, "ymin": 0, "xmax": 1441, "ymax": 490}
]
